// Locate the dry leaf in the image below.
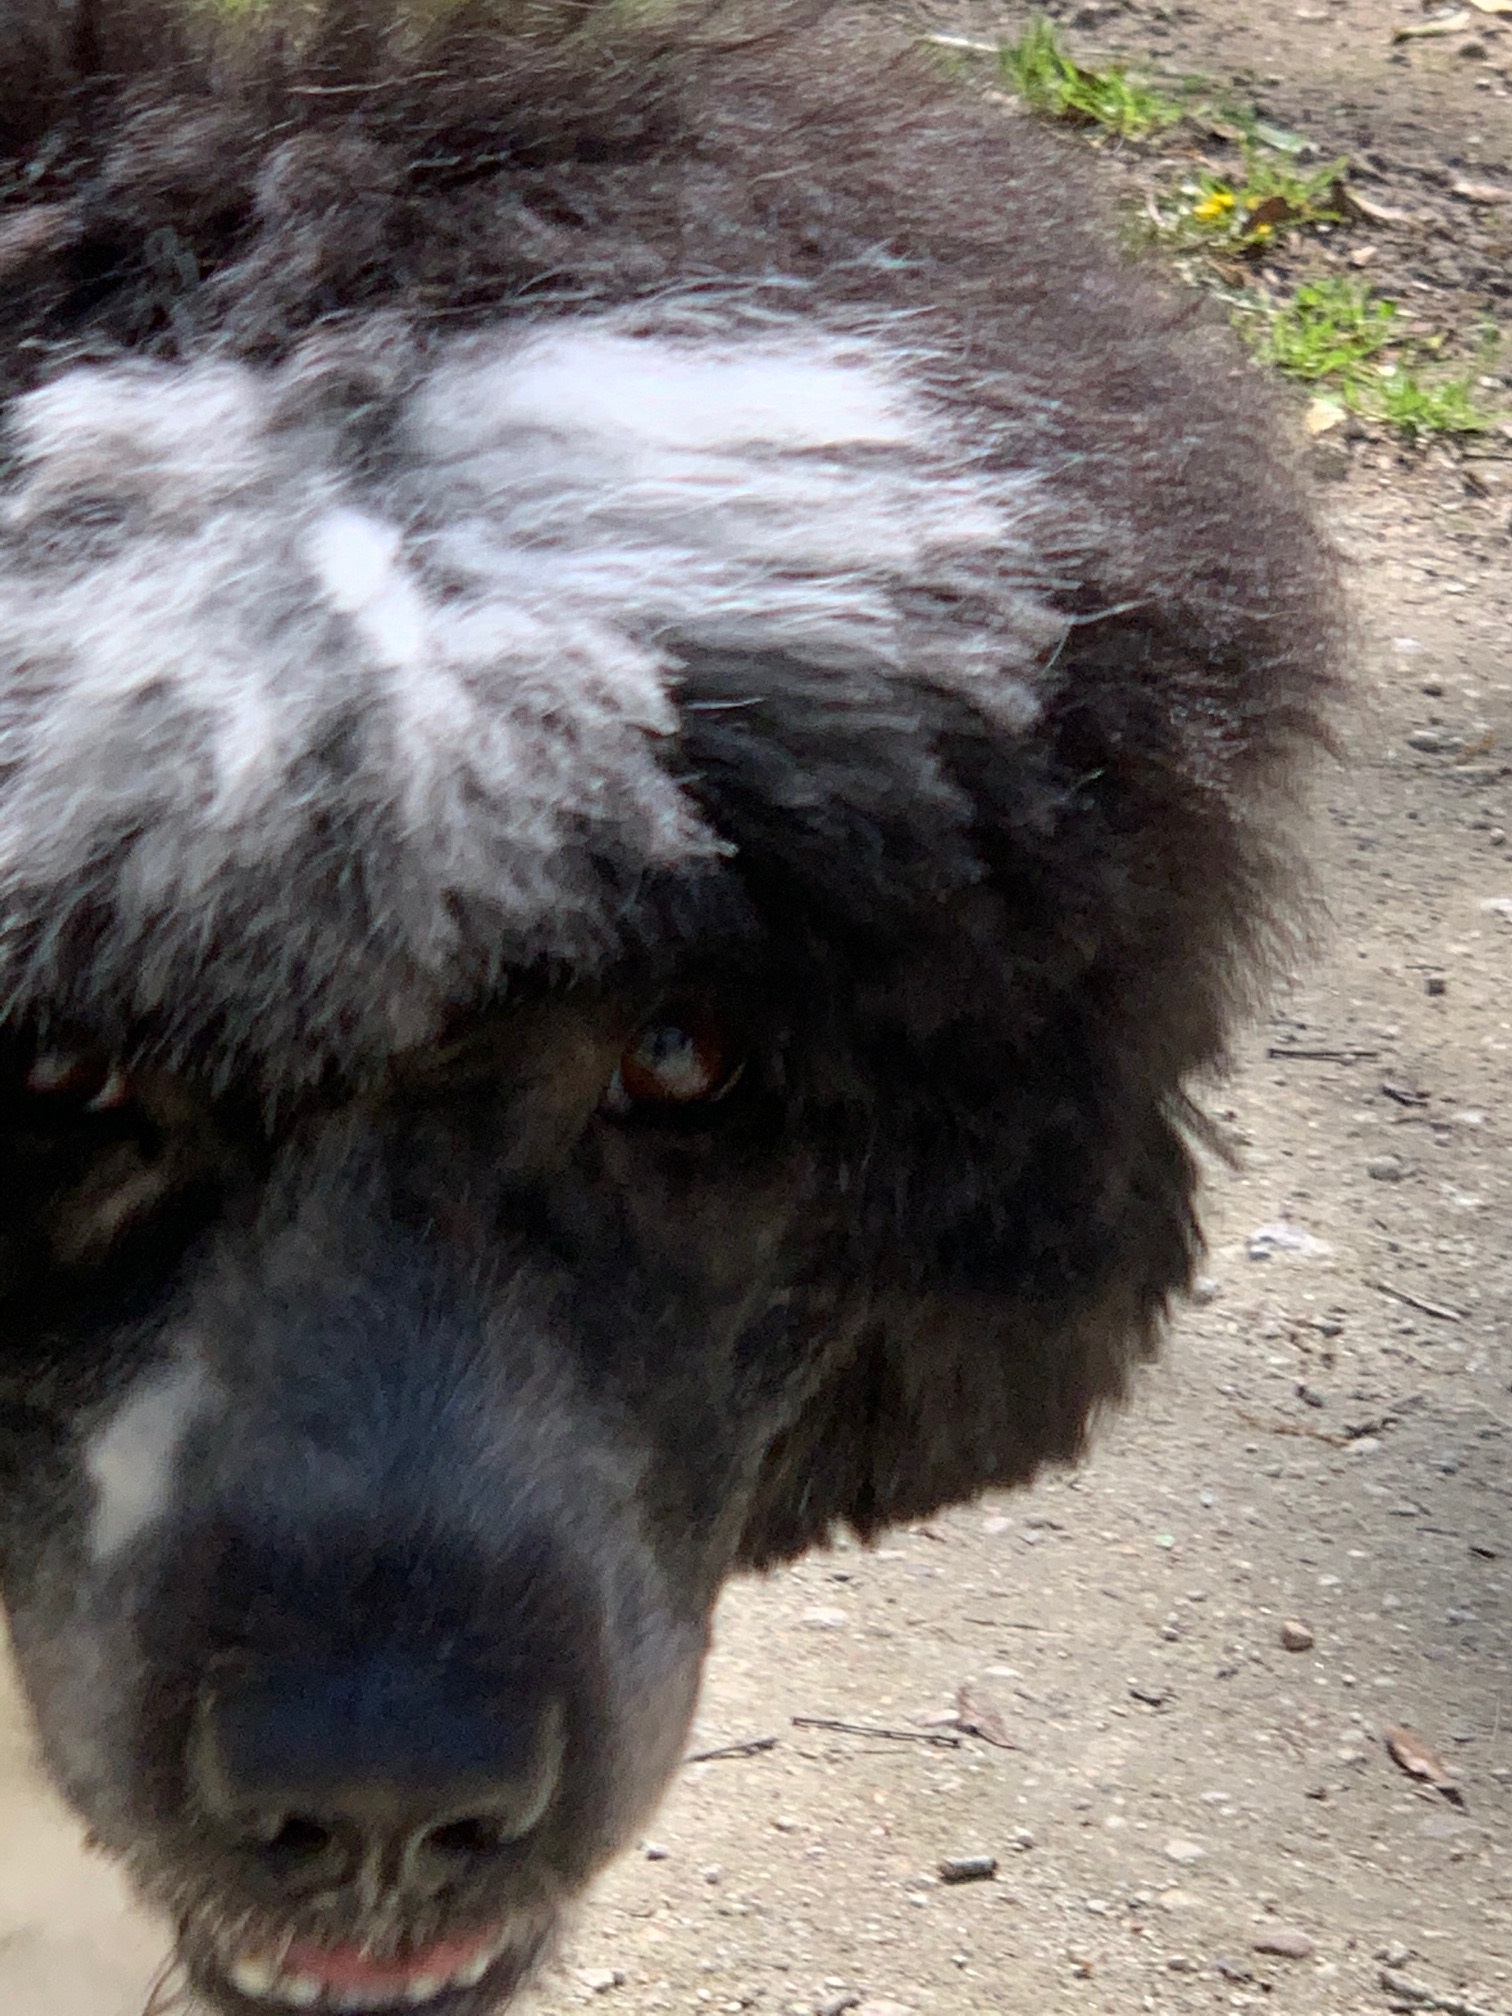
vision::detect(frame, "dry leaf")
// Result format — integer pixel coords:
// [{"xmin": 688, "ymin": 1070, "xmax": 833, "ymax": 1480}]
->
[
  {"xmin": 1246, "ymin": 195, "xmax": 1303, "ymax": 231},
  {"xmin": 1392, "ymin": 8, "xmax": 1472, "ymax": 35},
  {"xmin": 1384, "ymin": 1723, "xmax": 1466, "ymax": 1806},
  {"xmin": 1469, "ymin": 0, "xmax": 1512, "ymax": 14},
  {"xmin": 1452, "ymin": 179, "xmax": 1512, "ymax": 205},
  {"xmin": 953, "ymin": 1683, "xmax": 1018, "ymax": 1750},
  {"xmin": 1305, "ymin": 399, "xmax": 1346, "ymax": 436}
]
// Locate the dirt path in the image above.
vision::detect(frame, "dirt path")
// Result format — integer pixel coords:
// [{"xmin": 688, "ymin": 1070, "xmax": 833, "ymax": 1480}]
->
[{"xmin": 1, "ymin": 6, "xmax": 1509, "ymax": 2014}]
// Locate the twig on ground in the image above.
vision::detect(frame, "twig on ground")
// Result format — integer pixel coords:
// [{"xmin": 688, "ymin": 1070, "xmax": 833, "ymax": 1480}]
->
[
  {"xmin": 1381, "ymin": 1080, "xmax": 1430, "ymax": 1106},
  {"xmin": 1266, "ymin": 1046, "xmax": 1381, "ymax": 1062},
  {"xmin": 1237, "ymin": 1408, "xmax": 1352, "ymax": 1448},
  {"xmin": 791, "ymin": 1716, "xmax": 962, "ymax": 1749},
  {"xmin": 684, "ymin": 1734, "xmax": 780, "ymax": 1764},
  {"xmin": 920, "ymin": 30, "xmax": 1000, "ymax": 52},
  {"xmin": 1371, "ymin": 1279, "xmax": 1466, "ymax": 1322}
]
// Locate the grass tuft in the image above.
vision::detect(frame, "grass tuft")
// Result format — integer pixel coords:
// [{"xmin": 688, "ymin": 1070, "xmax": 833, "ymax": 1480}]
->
[
  {"xmin": 1238, "ymin": 282, "xmax": 1501, "ymax": 438},
  {"xmin": 1250, "ymin": 280, "xmax": 1398, "ymax": 380},
  {"xmin": 998, "ymin": 17, "xmax": 1182, "ymax": 140}
]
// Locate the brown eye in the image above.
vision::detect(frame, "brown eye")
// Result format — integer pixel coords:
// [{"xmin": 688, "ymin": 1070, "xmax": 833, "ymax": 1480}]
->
[
  {"xmin": 26, "ymin": 1049, "xmax": 134, "ymax": 1111},
  {"xmin": 604, "ymin": 1009, "xmax": 745, "ymax": 1117}
]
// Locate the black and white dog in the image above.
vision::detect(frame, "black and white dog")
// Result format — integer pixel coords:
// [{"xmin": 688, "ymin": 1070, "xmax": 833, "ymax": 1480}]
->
[{"xmin": 0, "ymin": 3, "xmax": 1335, "ymax": 2010}]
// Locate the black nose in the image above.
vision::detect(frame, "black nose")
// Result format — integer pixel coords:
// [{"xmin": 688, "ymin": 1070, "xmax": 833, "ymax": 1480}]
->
[{"xmin": 189, "ymin": 1658, "xmax": 565, "ymax": 1899}]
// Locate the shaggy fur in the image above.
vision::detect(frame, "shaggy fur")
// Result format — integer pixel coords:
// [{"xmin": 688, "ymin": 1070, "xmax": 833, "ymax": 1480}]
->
[{"xmin": 0, "ymin": 4, "xmax": 1337, "ymax": 2012}]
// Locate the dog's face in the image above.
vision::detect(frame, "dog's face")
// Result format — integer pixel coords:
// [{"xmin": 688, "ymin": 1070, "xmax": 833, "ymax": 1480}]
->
[
  {"xmin": 0, "ymin": 314, "xmax": 1151, "ymax": 2014},
  {"xmin": 0, "ymin": 982, "xmax": 846, "ymax": 2012},
  {"xmin": 0, "ymin": 10, "xmax": 1338, "ymax": 2006}
]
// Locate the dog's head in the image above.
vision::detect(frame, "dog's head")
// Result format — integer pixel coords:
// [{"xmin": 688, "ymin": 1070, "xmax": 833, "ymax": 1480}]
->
[
  {"xmin": 0, "ymin": 308, "xmax": 1319, "ymax": 2013},
  {"xmin": 0, "ymin": 12, "xmax": 1335, "ymax": 2009}
]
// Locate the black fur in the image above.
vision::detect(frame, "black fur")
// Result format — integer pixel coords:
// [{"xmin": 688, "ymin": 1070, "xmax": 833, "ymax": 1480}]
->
[{"xmin": 0, "ymin": 5, "xmax": 1337, "ymax": 2011}]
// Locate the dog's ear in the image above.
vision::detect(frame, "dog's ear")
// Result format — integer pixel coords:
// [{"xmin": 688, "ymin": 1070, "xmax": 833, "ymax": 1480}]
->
[
  {"xmin": 729, "ymin": 909, "xmax": 1208, "ymax": 1566},
  {"xmin": 672, "ymin": 590, "xmax": 1325, "ymax": 1567}
]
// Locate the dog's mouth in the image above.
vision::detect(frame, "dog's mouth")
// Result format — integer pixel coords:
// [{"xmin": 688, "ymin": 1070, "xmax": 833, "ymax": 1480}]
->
[{"xmin": 199, "ymin": 1920, "xmax": 544, "ymax": 2014}]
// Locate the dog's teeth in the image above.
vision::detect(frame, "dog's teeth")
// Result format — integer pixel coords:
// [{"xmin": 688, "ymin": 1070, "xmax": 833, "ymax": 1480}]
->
[
  {"xmin": 403, "ymin": 1975, "xmax": 446, "ymax": 2005},
  {"xmin": 228, "ymin": 1955, "xmax": 278, "ymax": 2001},
  {"xmin": 278, "ymin": 1977, "xmax": 323, "ymax": 2009},
  {"xmin": 329, "ymin": 1989, "xmax": 377, "ymax": 2012},
  {"xmin": 451, "ymin": 1950, "xmax": 493, "ymax": 1988}
]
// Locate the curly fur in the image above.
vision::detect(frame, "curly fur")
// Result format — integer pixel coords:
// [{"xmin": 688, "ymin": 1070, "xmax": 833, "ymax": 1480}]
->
[{"xmin": 0, "ymin": 4, "xmax": 1338, "ymax": 2010}]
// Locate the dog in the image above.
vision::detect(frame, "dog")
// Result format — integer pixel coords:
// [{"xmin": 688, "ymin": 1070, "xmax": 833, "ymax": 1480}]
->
[{"xmin": 0, "ymin": 3, "xmax": 1337, "ymax": 2010}]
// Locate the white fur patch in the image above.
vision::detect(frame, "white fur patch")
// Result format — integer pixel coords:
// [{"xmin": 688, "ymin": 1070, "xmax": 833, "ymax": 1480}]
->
[
  {"xmin": 84, "ymin": 1361, "xmax": 214, "ymax": 1566},
  {"xmin": 423, "ymin": 324, "xmax": 918, "ymax": 455},
  {"xmin": 0, "ymin": 307, "xmax": 1061, "ymax": 1078},
  {"xmin": 409, "ymin": 324, "xmax": 1020, "ymax": 662}
]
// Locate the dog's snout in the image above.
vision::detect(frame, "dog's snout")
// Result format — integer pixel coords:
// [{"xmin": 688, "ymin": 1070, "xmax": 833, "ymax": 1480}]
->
[{"xmin": 190, "ymin": 1659, "xmax": 566, "ymax": 1899}]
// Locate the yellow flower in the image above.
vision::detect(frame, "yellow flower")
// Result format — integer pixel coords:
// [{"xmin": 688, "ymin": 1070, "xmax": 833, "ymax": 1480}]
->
[{"xmin": 1192, "ymin": 189, "xmax": 1236, "ymax": 223}]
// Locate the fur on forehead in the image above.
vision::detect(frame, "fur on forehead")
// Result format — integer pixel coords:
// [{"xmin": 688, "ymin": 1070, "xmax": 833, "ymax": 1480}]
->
[{"xmin": 0, "ymin": 308, "xmax": 1064, "ymax": 1090}]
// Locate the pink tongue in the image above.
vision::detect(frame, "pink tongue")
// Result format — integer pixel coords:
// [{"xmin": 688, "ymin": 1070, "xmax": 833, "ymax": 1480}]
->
[{"xmin": 278, "ymin": 1931, "xmax": 497, "ymax": 1992}]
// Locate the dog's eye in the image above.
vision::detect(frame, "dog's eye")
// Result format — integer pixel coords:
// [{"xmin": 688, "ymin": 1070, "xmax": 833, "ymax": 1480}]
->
[
  {"xmin": 604, "ymin": 1009, "xmax": 745, "ymax": 1117},
  {"xmin": 25, "ymin": 1049, "xmax": 135, "ymax": 1113}
]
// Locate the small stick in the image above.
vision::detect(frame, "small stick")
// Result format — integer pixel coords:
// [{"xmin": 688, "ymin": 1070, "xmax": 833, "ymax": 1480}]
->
[
  {"xmin": 1371, "ymin": 1279, "xmax": 1466, "ymax": 1323},
  {"xmin": 919, "ymin": 31, "xmax": 1002, "ymax": 52},
  {"xmin": 684, "ymin": 1734, "xmax": 780, "ymax": 1764},
  {"xmin": 791, "ymin": 1716, "xmax": 962, "ymax": 1749},
  {"xmin": 1381, "ymin": 1081, "xmax": 1430, "ymax": 1106},
  {"xmin": 1236, "ymin": 1409, "xmax": 1351, "ymax": 1448},
  {"xmin": 1266, "ymin": 1046, "xmax": 1381, "ymax": 1063}
]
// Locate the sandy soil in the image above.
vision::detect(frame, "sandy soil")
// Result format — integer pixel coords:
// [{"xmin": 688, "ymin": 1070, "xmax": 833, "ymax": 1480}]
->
[{"xmin": 2, "ymin": 5, "xmax": 1509, "ymax": 2014}]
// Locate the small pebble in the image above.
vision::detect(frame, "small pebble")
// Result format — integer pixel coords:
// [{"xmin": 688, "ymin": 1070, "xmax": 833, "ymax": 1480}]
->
[
  {"xmin": 801, "ymin": 1608, "xmax": 849, "ymax": 1631},
  {"xmin": 1163, "ymin": 1838, "xmax": 1206, "ymax": 1866},
  {"xmin": 1377, "ymin": 1943, "xmax": 1411, "ymax": 1967},
  {"xmin": 817, "ymin": 1997, "xmax": 861, "ymax": 2016},
  {"xmin": 1424, "ymin": 974, "xmax": 1447, "ymax": 997},
  {"xmin": 1253, "ymin": 1929, "xmax": 1316, "ymax": 1960},
  {"xmin": 938, "ymin": 1854, "xmax": 998, "ymax": 1884},
  {"xmin": 855, "ymin": 2003, "xmax": 915, "ymax": 2016},
  {"xmin": 578, "ymin": 1968, "xmax": 626, "ymax": 1994},
  {"xmin": 1280, "ymin": 1619, "xmax": 1315, "ymax": 1652},
  {"xmin": 1366, "ymin": 1153, "xmax": 1410, "ymax": 1182}
]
